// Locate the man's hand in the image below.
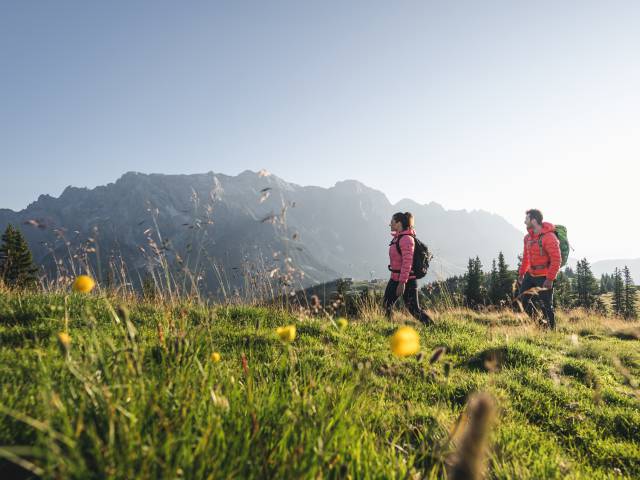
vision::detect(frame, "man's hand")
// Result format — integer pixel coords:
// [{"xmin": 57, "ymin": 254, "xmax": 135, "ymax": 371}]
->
[
  {"xmin": 396, "ymin": 282, "xmax": 406, "ymax": 297},
  {"xmin": 543, "ymin": 279, "xmax": 553, "ymax": 289}
]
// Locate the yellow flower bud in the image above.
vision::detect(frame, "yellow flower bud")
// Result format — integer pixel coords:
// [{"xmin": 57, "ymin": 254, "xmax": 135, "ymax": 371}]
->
[
  {"xmin": 276, "ymin": 325, "xmax": 296, "ymax": 343},
  {"xmin": 57, "ymin": 332, "xmax": 71, "ymax": 351},
  {"xmin": 72, "ymin": 275, "xmax": 95, "ymax": 293},
  {"xmin": 211, "ymin": 352, "xmax": 221, "ymax": 363},
  {"xmin": 390, "ymin": 326, "xmax": 420, "ymax": 357}
]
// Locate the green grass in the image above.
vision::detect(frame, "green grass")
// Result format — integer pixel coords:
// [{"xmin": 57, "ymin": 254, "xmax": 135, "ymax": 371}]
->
[{"xmin": 1, "ymin": 292, "xmax": 639, "ymax": 479}]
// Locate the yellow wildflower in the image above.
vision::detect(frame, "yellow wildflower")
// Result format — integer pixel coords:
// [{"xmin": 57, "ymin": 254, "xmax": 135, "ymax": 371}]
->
[
  {"xmin": 390, "ymin": 326, "xmax": 420, "ymax": 357},
  {"xmin": 211, "ymin": 352, "xmax": 221, "ymax": 363},
  {"xmin": 72, "ymin": 275, "xmax": 95, "ymax": 293},
  {"xmin": 276, "ymin": 325, "xmax": 296, "ymax": 343},
  {"xmin": 337, "ymin": 317, "xmax": 348, "ymax": 330},
  {"xmin": 57, "ymin": 332, "xmax": 71, "ymax": 351}
]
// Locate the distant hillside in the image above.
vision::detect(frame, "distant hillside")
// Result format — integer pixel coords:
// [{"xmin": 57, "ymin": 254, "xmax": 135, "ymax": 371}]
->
[
  {"xmin": 0, "ymin": 171, "xmax": 524, "ymax": 296},
  {"xmin": 589, "ymin": 258, "xmax": 640, "ymax": 283}
]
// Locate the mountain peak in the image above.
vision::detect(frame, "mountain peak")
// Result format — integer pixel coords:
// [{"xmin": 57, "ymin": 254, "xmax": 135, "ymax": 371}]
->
[
  {"xmin": 333, "ymin": 179, "xmax": 366, "ymax": 190},
  {"xmin": 60, "ymin": 185, "xmax": 90, "ymax": 199},
  {"xmin": 394, "ymin": 198, "xmax": 422, "ymax": 210},
  {"xmin": 237, "ymin": 169, "xmax": 259, "ymax": 178}
]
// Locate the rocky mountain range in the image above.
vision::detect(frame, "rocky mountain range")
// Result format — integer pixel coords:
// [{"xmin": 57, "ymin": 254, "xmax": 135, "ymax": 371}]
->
[{"xmin": 0, "ymin": 170, "xmax": 525, "ymax": 297}]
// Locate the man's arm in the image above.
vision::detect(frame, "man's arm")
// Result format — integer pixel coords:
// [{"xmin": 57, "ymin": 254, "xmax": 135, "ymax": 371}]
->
[
  {"xmin": 544, "ymin": 233, "xmax": 562, "ymax": 282},
  {"xmin": 518, "ymin": 236, "xmax": 530, "ymax": 282}
]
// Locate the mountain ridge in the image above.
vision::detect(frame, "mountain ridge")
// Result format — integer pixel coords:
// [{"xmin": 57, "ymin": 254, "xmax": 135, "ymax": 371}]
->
[
  {"xmin": 588, "ymin": 258, "xmax": 640, "ymax": 283},
  {"xmin": 0, "ymin": 170, "xmax": 525, "ymax": 295}
]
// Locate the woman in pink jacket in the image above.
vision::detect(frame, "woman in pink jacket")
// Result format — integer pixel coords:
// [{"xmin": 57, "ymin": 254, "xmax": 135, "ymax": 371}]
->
[{"xmin": 384, "ymin": 212, "xmax": 433, "ymax": 325}]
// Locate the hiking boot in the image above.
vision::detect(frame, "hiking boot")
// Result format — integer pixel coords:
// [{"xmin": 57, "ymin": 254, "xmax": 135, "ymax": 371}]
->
[
  {"xmin": 540, "ymin": 318, "xmax": 555, "ymax": 331},
  {"xmin": 421, "ymin": 313, "xmax": 434, "ymax": 326}
]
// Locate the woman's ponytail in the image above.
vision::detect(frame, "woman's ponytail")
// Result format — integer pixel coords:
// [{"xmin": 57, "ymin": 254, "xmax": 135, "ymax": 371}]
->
[{"xmin": 404, "ymin": 212, "xmax": 414, "ymax": 229}]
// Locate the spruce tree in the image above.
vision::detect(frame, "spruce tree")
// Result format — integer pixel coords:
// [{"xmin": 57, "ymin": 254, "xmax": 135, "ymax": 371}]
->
[
  {"xmin": 599, "ymin": 274, "xmax": 610, "ymax": 294},
  {"xmin": 464, "ymin": 256, "xmax": 484, "ymax": 308},
  {"xmin": 0, "ymin": 224, "xmax": 38, "ymax": 288},
  {"xmin": 606, "ymin": 273, "xmax": 614, "ymax": 292},
  {"xmin": 0, "ymin": 225, "xmax": 18, "ymax": 283},
  {"xmin": 488, "ymin": 259, "xmax": 500, "ymax": 305},
  {"xmin": 574, "ymin": 258, "xmax": 598, "ymax": 309},
  {"xmin": 593, "ymin": 297, "xmax": 609, "ymax": 316},
  {"xmin": 497, "ymin": 252, "xmax": 514, "ymax": 305},
  {"xmin": 612, "ymin": 268, "xmax": 625, "ymax": 317},
  {"xmin": 623, "ymin": 266, "xmax": 637, "ymax": 320},
  {"xmin": 0, "ymin": 227, "xmax": 8, "ymax": 279},
  {"xmin": 553, "ymin": 271, "xmax": 574, "ymax": 308}
]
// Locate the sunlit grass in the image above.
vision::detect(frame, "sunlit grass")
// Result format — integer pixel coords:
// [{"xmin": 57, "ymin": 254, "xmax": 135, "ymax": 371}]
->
[{"xmin": 0, "ymin": 290, "xmax": 639, "ymax": 479}]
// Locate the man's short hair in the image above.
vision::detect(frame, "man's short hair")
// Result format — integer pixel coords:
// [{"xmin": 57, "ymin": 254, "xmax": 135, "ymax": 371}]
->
[{"xmin": 526, "ymin": 209, "xmax": 543, "ymax": 225}]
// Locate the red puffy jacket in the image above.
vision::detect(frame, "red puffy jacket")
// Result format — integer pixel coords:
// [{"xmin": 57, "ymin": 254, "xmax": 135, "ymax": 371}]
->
[{"xmin": 519, "ymin": 222, "xmax": 562, "ymax": 281}]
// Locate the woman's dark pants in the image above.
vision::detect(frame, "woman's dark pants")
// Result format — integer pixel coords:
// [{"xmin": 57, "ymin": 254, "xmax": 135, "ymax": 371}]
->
[{"xmin": 383, "ymin": 279, "xmax": 432, "ymax": 325}]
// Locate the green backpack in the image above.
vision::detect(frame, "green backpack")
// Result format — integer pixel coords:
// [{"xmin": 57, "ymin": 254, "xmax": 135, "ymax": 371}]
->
[{"xmin": 538, "ymin": 225, "xmax": 570, "ymax": 267}]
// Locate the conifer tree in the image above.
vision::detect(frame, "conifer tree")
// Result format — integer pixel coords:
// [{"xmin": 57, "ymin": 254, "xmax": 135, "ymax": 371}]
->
[
  {"xmin": 574, "ymin": 258, "xmax": 598, "ymax": 309},
  {"xmin": 623, "ymin": 266, "xmax": 637, "ymax": 320},
  {"xmin": 464, "ymin": 256, "xmax": 484, "ymax": 308},
  {"xmin": 497, "ymin": 252, "xmax": 514, "ymax": 305},
  {"xmin": 488, "ymin": 259, "xmax": 500, "ymax": 305},
  {"xmin": 593, "ymin": 297, "xmax": 609, "ymax": 316},
  {"xmin": 599, "ymin": 274, "xmax": 611, "ymax": 294},
  {"xmin": 553, "ymin": 271, "xmax": 574, "ymax": 309},
  {"xmin": 0, "ymin": 224, "xmax": 38, "ymax": 288},
  {"xmin": 612, "ymin": 268, "xmax": 625, "ymax": 317}
]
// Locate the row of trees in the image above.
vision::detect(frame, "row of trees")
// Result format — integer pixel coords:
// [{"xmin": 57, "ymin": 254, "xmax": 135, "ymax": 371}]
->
[
  {"xmin": 425, "ymin": 253, "xmax": 638, "ymax": 318},
  {"xmin": 554, "ymin": 260, "xmax": 637, "ymax": 317},
  {"xmin": 423, "ymin": 252, "xmax": 516, "ymax": 309},
  {"xmin": 612, "ymin": 267, "xmax": 637, "ymax": 319},
  {"xmin": 464, "ymin": 253, "xmax": 515, "ymax": 308},
  {"xmin": 599, "ymin": 269, "xmax": 638, "ymax": 317}
]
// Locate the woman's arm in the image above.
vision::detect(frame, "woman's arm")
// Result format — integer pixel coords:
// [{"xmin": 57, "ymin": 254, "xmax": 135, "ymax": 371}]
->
[{"xmin": 398, "ymin": 235, "xmax": 415, "ymax": 283}]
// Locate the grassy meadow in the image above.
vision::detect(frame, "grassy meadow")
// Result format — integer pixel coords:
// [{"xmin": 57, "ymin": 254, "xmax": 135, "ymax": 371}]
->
[{"xmin": 0, "ymin": 289, "xmax": 639, "ymax": 479}]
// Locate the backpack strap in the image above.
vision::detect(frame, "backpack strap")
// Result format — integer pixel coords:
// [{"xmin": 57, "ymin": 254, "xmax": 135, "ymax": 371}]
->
[
  {"xmin": 538, "ymin": 234, "xmax": 544, "ymax": 256},
  {"xmin": 394, "ymin": 233, "xmax": 415, "ymax": 255},
  {"xmin": 537, "ymin": 233, "xmax": 555, "ymax": 268},
  {"xmin": 389, "ymin": 234, "xmax": 416, "ymax": 274}
]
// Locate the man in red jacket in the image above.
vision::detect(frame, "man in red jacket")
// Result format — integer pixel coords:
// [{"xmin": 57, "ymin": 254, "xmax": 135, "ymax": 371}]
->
[{"xmin": 518, "ymin": 209, "xmax": 562, "ymax": 329}]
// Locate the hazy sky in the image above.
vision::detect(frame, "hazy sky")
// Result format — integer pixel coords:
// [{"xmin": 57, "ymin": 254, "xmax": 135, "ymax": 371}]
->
[{"xmin": 2, "ymin": 1, "xmax": 639, "ymax": 261}]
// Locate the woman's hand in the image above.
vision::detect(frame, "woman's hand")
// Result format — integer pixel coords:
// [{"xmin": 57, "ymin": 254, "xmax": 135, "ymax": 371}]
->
[{"xmin": 396, "ymin": 282, "xmax": 406, "ymax": 298}]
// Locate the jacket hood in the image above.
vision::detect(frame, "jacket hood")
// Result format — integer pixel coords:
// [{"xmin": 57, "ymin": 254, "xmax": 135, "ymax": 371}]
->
[
  {"xmin": 528, "ymin": 222, "xmax": 555, "ymax": 235},
  {"xmin": 391, "ymin": 228, "xmax": 416, "ymax": 237}
]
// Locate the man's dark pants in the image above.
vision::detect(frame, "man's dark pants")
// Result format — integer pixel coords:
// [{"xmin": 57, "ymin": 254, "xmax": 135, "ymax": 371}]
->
[
  {"xmin": 383, "ymin": 278, "xmax": 432, "ymax": 325},
  {"xmin": 519, "ymin": 272, "xmax": 555, "ymax": 329}
]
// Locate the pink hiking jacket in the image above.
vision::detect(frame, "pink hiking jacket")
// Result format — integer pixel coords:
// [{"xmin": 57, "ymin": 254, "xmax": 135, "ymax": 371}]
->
[{"xmin": 389, "ymin": 228, "xmax": 416, "ymax": 283}]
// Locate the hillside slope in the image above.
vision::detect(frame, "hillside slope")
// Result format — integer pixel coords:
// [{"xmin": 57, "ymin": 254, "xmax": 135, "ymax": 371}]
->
[{"xmin": 0, "ymin": 293, "xmax": 638, "ymax": 479}]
